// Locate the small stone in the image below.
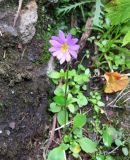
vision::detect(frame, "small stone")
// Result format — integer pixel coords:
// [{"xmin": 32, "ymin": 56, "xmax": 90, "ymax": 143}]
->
[
  {"xmin": 6, "ymin": 130, "xmax": 10, "ymax": 136},
  {"xmin": 9, "ymin": 122, "xmax": 15, "ymax": 129},
  {"xmin": 11, "ymin": 90, "xmax": 15, "ymax": 94}
]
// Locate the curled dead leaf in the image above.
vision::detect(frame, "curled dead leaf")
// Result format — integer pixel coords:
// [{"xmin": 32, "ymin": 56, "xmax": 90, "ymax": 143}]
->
[{"xmin": 104, "ymin": 72, "xmax": 129, "ymax": 93}]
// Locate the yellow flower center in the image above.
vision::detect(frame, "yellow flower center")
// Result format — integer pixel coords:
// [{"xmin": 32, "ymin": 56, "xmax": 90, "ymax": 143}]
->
[{"xmin": 61, "ymin": 43, "xmax": 69, "ymax": 52}]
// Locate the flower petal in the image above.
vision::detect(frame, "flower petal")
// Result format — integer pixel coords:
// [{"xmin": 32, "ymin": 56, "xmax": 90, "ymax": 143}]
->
[
  {"xmin": 72, "ymin": 38, "xmax": 78, "ymax": 44},
  {"xmin": 59, "ymin": 30, "xmax": 66, "ymax": 42},
  {"xmin": 67, "ymin": 33, "xmax": 72, "ymax": 41},
  {"xmin": 69, "ymin": 44, "xmax": 80, "ymax": 51},
  {"xmin": 49, "ymin": 47, "xmax": 59, "ymax": 52},
  {"xmin": 57, "ymin": 52, "xmax": 64, "ymax": 60},
  {"xmin": 49, "ymin": 40, "xmax": 61, "ymax": 47},
  {"xmin": 65, "ymin": 52, "xmax": 71, "ymax": 62},
  {"xmin": 67, "ymin": 38, "xmax": 78, "ymax": 45},
  {"xmin": 60, "ymin": 57, "xmax": 65, "ymax": 64},
  {"xmin": 51, "ymin": 50, "xmax": 61, "ymax": 57},
  {"xmin": 69, "ymin": 50, "xmax": 77, "ymax": 59},
  {"xmin": 51, "ymin": 36, "xmax": 64, "ymax": 43}
]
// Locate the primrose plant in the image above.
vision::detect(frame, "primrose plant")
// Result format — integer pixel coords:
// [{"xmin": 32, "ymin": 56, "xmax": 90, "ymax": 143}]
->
[{"xmin": 47, "ymin": 31, "xmax": 98, "ymax": 160}]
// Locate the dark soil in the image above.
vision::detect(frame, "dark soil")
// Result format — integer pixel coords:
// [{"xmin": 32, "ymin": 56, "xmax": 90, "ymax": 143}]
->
[{"xmin": 0, "ymin": 40, "xmax": 50, "ymax": 160}]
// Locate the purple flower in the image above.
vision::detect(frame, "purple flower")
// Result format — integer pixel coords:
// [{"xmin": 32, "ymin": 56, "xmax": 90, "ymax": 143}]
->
[{"xmin": 49, "ymin": 30, "xmax": 80, "ymax": 64}]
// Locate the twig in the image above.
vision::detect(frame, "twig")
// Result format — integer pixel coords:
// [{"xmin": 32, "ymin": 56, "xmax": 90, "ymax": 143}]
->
[
  {"xmin": 46, "ymin": 114, "xmax": 57, "ymax": 151},
  {"xmin": 107, "ymin": 87, "xmax": 126, "ymax": 107},
  {"xmin": 0, "ymin": 30, "xmax": 2, "ymax": 36},
  {"xmin": 122, "ymin": 97, "xmax": 130, "ymax": 104},
  {"xmin": 21, "ymin": 47, "xmax": 27, "ymax": 60},
  {"xmin": 115, "ymin": 90, "xmax": 130, "ymax": 105},
  {"xmin": 54, "ymin": 121, "xmax": 72, "ymax": 131},
  {"xmin": 78, "ymin": 17, "xmax": 93, "ymax": 54},
  {"xmin": 107, "ymin": 146, "xmax": 119, "ymax": 155},
  {"xmin": 122, "ymin": 73, "xmax": 130, "ymax": 77},
  {"xmin": 71, "ymin": 12, "xmax": 77, "ymax": 27},
  {"xmin": 13, "ymin": 0, "xmax": 23, "ymax": 27},
  {"xmin": 3, "ymin": 50, "xmax": 6, "ymax": 59}
]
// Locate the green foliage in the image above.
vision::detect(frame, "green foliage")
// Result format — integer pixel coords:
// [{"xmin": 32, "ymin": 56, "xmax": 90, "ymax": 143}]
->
[
  {"xmin": 48, "ymin": 71, "xmax": 61, "ymax": 79},
  {"xmin": 76, "ymin": 93, "xmax": 88, "ymax": 107},
  {"xmin": 122, "ymin": 30, "xmax": 130, "ymax": 46},
  {"xmin": 103, "ymin": 130, "xmax": 113, "ymax": 147},
  {"xmin": 48, "ymin": 64, "xmax": 90, "ymax": 120},
  {"xmin": 49, "ymin": 102, "xmax": 61, "ymax": 113},
  {"xmin": 47, "ymin": 146, "xmax": 66, "ymax": 160},
  {"xmin": 96, "ymin": 155, "xmax": 105, "ymax": 160},
  {"xmin": 93, "ymin": 0, "xmax": 104, "ymax": 27},
  {"xmin": 105, "ymin": 0, "xmax": 130, "ymax": 25},
  {"xmin": 57, "ymin": 110, "xmax": 68, "ymax": 125},
  {"xmin": 78, "ymin": 137, "xmax": 97, "ymax": 153},
  {"xmin": 46, "ymin": 0, "xmax": 130, "ymax": 159},
  {"xmin": 73, "ymin": 113, "xmax": 87, "ymax": 129},
  {"xmin": 57, "ymin": 0, "xmax": 95, "ymax": 15},
  {"xmin": 94, "ymin": 22, "xmax": 130, "ymax": 70},
  {"xmin": 89, "ymin": 92, "xmax": 104, "ymax": 113},
  {"xmin": 122, "ymin": 147, "xmax": 129, "ymax": 156}
]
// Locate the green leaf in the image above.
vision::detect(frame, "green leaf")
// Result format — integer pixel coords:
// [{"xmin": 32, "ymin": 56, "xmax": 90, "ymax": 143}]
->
[
  {"xmin": 123, "ymin": 31, "xmax": 130, "ymax": 46},
  {"xmin": 122, "ymin": 147, "xmax": 129, "ymax": 156},
  {"xmin": 49, "ymin": 103, "xmax": 61, "ymax": 113},
  {"xmin": 73, "ymin": 128, "xmax": 83, "ymax": 138},
  {"xmin": 47, "ymin": 146, "xmax": 66, "ymax": 160},
  {"xmin": 97, "ymin": 101, "xmax": 105, "ymax": 107},
  {"xmin": 105, "ymin": 0, "xmax": 130, "ymax": 25},
  {"xmin": 60, "ymin": 69, "xmax": 65, "ymax": 77},
  {"xmin": 73, "ymin": 113, "xmax": 87, "ymax": 129},
  {"xmin": 82, "ymin": 85, "xmax": 87, "ymax": 90},
  {"xmin": 115, "ymin": 139, "xmax": 122, "ymax": 147},
  {"xmin": 54, "ymin": 85, "xmax": 68, "ymax": 96},
  {"xmin": 96, "ymin": 155, "xmax": 105, "ymax": 160},
  {"xmin": 74, "ymin": 74, "xmax": 89, "ymax": 85},
  {"xmin": 105, "ymin": 155, "xmax": 114, "ymax": 160},
  {"xmin": 54, "ymin": 95, "xmax": 65, "ymax": 106},
  {"xmin": 64, "ymin": 134, "xmax": 72, "ymax": 143},
  {"xmin": 70, "ymin": 142, "xmax": 81, "ymax": 154},
  {"xmin": 77, "ymin": 93, "xmax": 88, "ymax": 107},
  {"xmin": 78, "ymin": 64, "xmax": 85, "ymax": 71},
  {"xmin": 74, "ymin": 75, "xmax": 83, "ymax": 84},
  {"xmin": 78, "ymin": 137, "xmax": 97, "ymax": 153},
  {"xmin": 67, "ymin": 94, "xmax": 77, "ymax": 105},
  {"xmin": 48, "ymin": 71, "xmax": 60, "ymax": 79},
  {"xmin": 68, "ymin": 69, "xmax": 76, "ymax": 78},
  {"xmin": 103, "ymin": 130, "xmax": 112, "ymax": 147},
  {"xmin": 68, "ymin": 104, "xmax": 75, "ymax": 113},
  {"xmin": 94, "ymin": 105, "xmax": 100, "ymax": 113},
  {"xmin": 70, "ymin": 28, "xmax": 77, "ymax": 36},
  {"xmin": 106, "ymin": 126, "xmax": 118, "ymax": 139},
  {"xmin": 57, "ymin": 110, "xmax": 68, "ymax": 126},
  {"xmin": 85, "ymin": 69, "xmax": 90, "ymax": 76},
  {"xmin": 57, "ymin": 1, "xmax": 94, "ymax": 15},
  {"xmin": 93, "ymin": 0, "xmax": 104, "ymax": 27},
  {"xmin": 60, "ymin": 143, "xmax": 69, "ymax": 150}
]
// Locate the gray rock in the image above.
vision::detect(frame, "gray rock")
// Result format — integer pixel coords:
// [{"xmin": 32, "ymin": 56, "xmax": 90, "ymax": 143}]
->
[
  {"xmin": 0, "ymin": 23, "xmax": 17, "ymax": 37},
  {"xmin": 0, "ymin": 0, "xmax": 38, "ymax": 44},
  {"xmin": 18, "ymin": 1, "xmax": 38, "ymax": 43},
  {"xmin": 0, "ymin": 0, "xmax": 4, "ymax": 3}
]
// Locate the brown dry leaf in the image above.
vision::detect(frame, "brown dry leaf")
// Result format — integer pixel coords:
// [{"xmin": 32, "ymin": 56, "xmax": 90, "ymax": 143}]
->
[{"xmin": 104, "ymin": 72, "xmax": 129, "ymax": 93}]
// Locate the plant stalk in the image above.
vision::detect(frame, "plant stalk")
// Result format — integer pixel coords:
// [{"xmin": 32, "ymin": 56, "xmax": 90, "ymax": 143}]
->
[{"xmin": 64, "ymin": 64, "xmax": 69, "ymax": 133}]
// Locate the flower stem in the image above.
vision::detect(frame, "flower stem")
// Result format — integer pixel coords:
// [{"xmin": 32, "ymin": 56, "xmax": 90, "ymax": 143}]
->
[
  {"xmin": 64, "ymin": 64, "xmax": 69, "ymax": 133},
  {"xmin": 104, "ymin": 53, "xmax": 113, "ymax": 72}
]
